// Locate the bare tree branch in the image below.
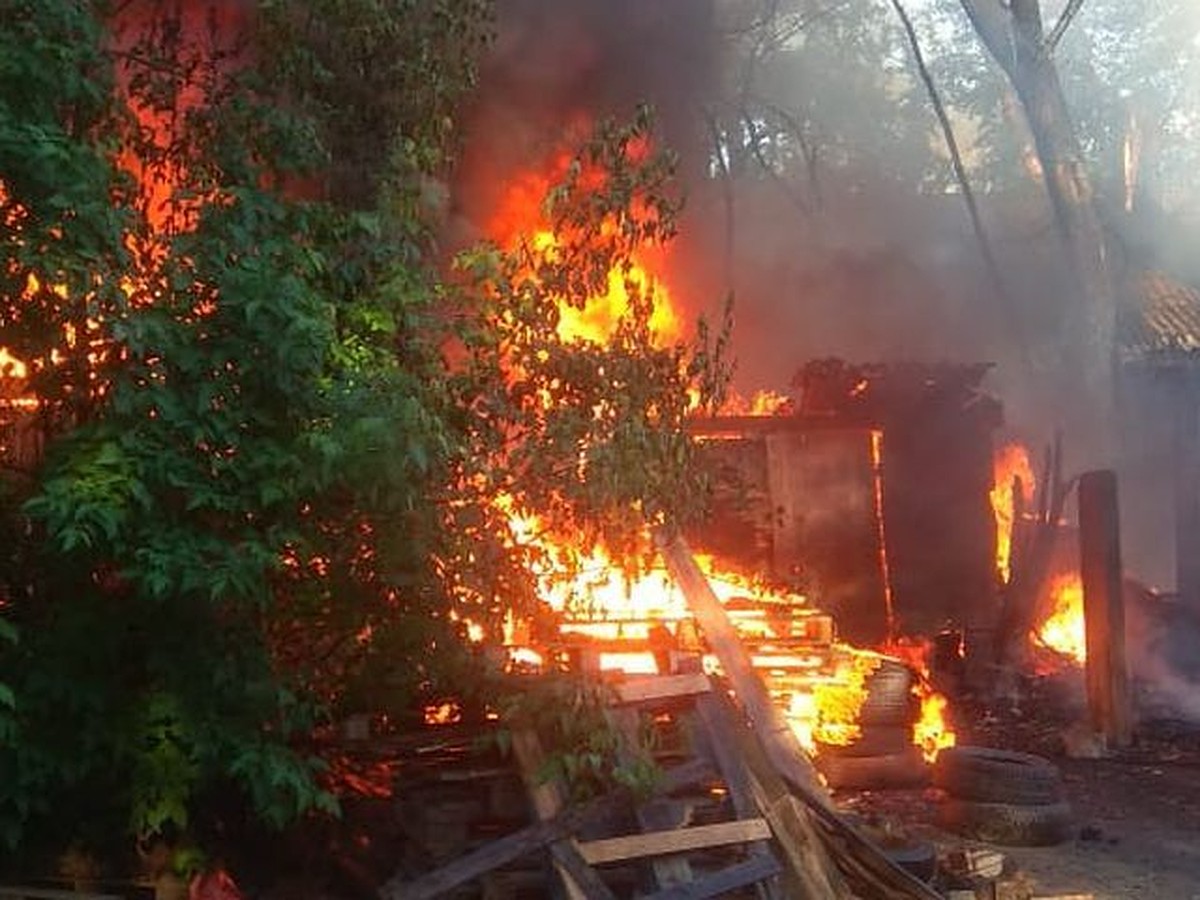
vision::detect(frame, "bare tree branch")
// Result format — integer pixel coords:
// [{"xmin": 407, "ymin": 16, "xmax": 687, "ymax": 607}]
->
[
  {"xmin": 1045, "ymin": 0, "xmax": 1086, "ymax": 52},
  {"xmin": 703, "ymin": 111, "xmax": 737, "ymax": 291},
  {"xmin": 740, "ymin": 109, "xmax": 814, "ymax": 217},
  {"xmin": 890, "ymin": 0, "xmax": 1030, "ymax": 372},
  {"xmin": 754, "ymin": 98, "xmax": 825, "ymax": 210}
]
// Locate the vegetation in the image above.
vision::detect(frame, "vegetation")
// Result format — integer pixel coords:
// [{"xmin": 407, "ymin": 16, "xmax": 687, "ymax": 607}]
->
[
  {"xmin": 0, "ymin": 0, "xmax": 726, "ymax": 867},
  {"xmin": 2, "ymin": 0, "xmax": 1194, "ymax": 878}
]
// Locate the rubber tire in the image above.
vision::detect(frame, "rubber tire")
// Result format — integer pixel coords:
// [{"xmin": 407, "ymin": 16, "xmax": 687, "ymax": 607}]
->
[
  {"xmin": 858, "ymin": 662, "xmax": 919, "ymax": 726},
  {"xmin": 815, "ymin": 725, "xmax": 913, "ymax": 758},
  {"xmin": 858, "ymin": 692, "xmax": 920, "ymax": 727},
  {"xmin": 882, "ymin": 841, "xmax": 937, "ymax": 882},
  {"xmin": 818, "ymin": 745, "xmax": 929, "ymax": 791},
  {"xmin": 866, "ymin": 660, "xmax": 915, "ymax": 698},
  {"xmin": 937, "ymin": 797, "xmax": 1073, "ymax": 846},
  {"xmin": 933, "ymin": 746, "xmax": 1064, "ymax": 805}
]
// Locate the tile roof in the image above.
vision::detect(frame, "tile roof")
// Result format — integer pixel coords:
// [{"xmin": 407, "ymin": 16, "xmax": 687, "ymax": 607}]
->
[{"xmin": 1118, "ymin": 270, "xmax": 1200, "ymax": 364}]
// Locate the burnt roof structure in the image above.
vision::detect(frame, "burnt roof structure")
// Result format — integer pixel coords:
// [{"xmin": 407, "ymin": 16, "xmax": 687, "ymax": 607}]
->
[{"xmin": 1118, "ymin": 270, "xmax": 1200, "ymax": 366}]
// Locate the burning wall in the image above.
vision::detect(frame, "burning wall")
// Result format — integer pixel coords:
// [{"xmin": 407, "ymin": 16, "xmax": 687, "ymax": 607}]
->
[{"xmin": 690, "ymin": 360, "xmax": 1001, "ymax": 646}]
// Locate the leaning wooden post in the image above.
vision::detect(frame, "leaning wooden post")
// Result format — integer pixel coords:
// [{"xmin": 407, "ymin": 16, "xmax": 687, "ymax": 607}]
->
[
  {"xmin": 652, "ymin": 527, "xmax": 850, "ymax": 898},
  {"xmin": 653, "ymin": 528, "xmax": 830, "ymax": 803},
  {"xmin": 1077, "ymin": 469, "xmax": 1132, "ymax": 749}
]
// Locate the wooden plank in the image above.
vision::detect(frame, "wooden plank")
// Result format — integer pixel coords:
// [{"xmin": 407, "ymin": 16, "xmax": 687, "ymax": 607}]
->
[
  {"xmin": 653, "ymin": 530, "xmax": 851, "ymax": 899},
  {"xmin": 692, "ymin": 689, "xmax": 785, "ymax": 900},
  {"xmin": 642, "ymin": 855, "xmax": 782, "ymax": 900},
  {"xmin": 379, "ymin": 757, "xmax": 711, "ymax": 900},
  {"xmin": 0, "ymin": 893, "xmax": 122, "ymax": 900},
  {"xmin": 715, "ymin": 684, "xmax": 941, "ymax": 900},
  {"xmin": 610, "ymin": 706, "xmax": 695, "ymax": 889},
  {"xmin": 692, "ymin": 691, "xmax": 759, "ymax": 821},
  {"xmin": 510, "ymin": 726, "xmax": 595, "ymax": 900},
  {"xmin": 1078, "ymin": 470, "xmax": 1133, "ymax": 748},
  {"xmin": 612, "ymin": 673, "xmax": 712, "ymax": 705},
  {"xmin": 652, "ymin": 530, "xmax": 832, "ymax": 807},
  {"xmin": 547, "ymin": 840, "xmax": 619, "ymax": 900},
  {"xmin": 578, "ymin": 819, "xmax": 771, "ymax": 865}
]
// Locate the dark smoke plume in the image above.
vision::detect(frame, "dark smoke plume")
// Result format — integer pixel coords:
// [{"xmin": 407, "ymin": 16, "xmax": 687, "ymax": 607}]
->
[{"xmin": 448, "ymin": 0, "xmax": 719, "ymax": 247}]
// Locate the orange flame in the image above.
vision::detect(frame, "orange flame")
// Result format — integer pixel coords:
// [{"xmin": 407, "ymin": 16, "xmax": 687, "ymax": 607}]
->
[
  {"xmin": 489, "ymin": 148, "xmax": 680, "ymax": 347},
  {"xmin": 991, "ymin": 443, "xmax": 1036, "ymax": 583},
  {"xmin": 0, "ymin": 348, "xmax": 27, "ymax": 382},
  {"xmin": 809, "ymin": 652, "xmax": 879, "ymax": 746},
  {"xmin": 882, "ymin": 637, "xmax": 957, "ymax": 762},
  {"xmin": 1036, "ymin": 572, "xmax": 1086, "ymax": 663},
  {"xmin": 719, "ymin": 389, "xmax": 793, "ymax": 417}
]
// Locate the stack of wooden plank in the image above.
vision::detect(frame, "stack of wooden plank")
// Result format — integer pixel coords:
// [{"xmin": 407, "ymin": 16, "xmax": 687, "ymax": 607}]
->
[{"xmin": 381, "ymin": 534, "xmax": 945, "ymax": 900}]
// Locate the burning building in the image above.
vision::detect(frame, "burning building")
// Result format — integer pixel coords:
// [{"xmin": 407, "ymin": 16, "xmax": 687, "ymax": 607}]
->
[{"xmin": 690, "ymin": 358, "xmax": 1001, "ymax": 649}]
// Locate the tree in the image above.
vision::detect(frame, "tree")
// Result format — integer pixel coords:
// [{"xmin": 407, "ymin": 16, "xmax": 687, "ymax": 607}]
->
[
  {"xmin": 0, "ymin": 0, "xmax": 494, "ymax": 855},
  {"xmin": 960, "ymin": 1, "xmax": 1116, "ymax": 433},
  {"xmin": 0, "ymin": 1, "xmax": 728, "ymax": 865}
]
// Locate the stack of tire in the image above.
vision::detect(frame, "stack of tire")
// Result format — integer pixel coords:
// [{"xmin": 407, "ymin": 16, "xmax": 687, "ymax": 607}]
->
[
  {"xmin": 933, "ymin": 746, "xmax": 1073, "ymax": 846},
  {"xmin": 815, "ymin": 660, "xmax": 929, "ymax": 791}
]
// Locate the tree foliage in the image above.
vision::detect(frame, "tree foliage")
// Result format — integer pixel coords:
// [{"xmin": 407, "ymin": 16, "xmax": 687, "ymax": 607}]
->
[
  {"xmin": 0, "ymin": 0, "xmax": 727, "ymax": 864},
  {"xmin": 0, "ymin": 0, "xmax": 492, "ymax": 855}
]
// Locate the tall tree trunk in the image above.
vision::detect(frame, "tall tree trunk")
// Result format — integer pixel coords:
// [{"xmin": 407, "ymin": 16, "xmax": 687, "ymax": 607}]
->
[
  {"xmin": 960, "ymin": 0, "xmax": 1116, "ymax": 444},
  {"xmin": 889, "ymin": 0, "xmax": 1030, "ymax": 374}
]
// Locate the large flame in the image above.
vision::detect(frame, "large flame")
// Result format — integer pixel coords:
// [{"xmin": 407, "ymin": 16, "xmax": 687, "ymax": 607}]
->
[
  {"xmin": 443, "ymin": 142, "xmax": 960, "ymax": 764},
  {"xmin": 489, "ymin": 149, "xmax": 681, "ymax": 346},
  {"xmin": 991, "ymin": 442, "xmax": 1036, "ymax": 583},
  {"xmin": 1036, "ymin": 572, "xmax": 1086, "ymax": 663},
  {"xmin": 719, "ymin": 389, "xmax": 793, "ymax": 417}
]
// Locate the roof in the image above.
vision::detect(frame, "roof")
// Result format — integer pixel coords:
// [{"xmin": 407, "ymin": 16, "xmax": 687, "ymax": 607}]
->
[{"xmin": 1119, "ymin": 270, "xmax": 1200, "ymax": 365}]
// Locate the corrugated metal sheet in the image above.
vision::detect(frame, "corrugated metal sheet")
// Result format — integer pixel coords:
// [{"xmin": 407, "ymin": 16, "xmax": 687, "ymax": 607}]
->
[{"xmin": 1118, "ymin": 270, "xmax": 1200, "ymax": 364}]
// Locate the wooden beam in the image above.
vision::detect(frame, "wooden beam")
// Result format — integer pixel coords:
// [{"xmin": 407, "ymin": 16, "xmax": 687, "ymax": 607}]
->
[
  {"xmin": 653, "ymin": 529, "xmax": 829, "ymax": 804},
  {"xmin": 613, "ymin": 672, "xmax": 712, "ymax": 705},
  {"xmin": 714, "ymin": 677, "xmax": 942, "ymax": 900},
  {"xmin": 653, "ymin": 530, "xmax": 850, "ymax": 899},
  {"xmin": 547, "ymin": 840, "xmax": 619, "ymax": 900},
  {"xmin": 692, "ymin": 689, "xmax": 785, "ymax": 900},
  {"xmin": 378, "ymin": 757, "xmax": 712, "ymax": 900},
  {"xmin": 1078, "ymin": 469, "xmax": 1132, "ymax": 748},
  {"xmin": 578, "ymin": 819, "xmax": 772, "ymax": 865},
  {"xmin": 609, "ymin": 705, "xmax": 695, "ymax": 888},
  {"xmin": 510, "ymin": 726, "xmax": 598, "ymax": 900},
  {"xmin": 642, "ymin": 855, "xmax": 782, "ymax": 900}
]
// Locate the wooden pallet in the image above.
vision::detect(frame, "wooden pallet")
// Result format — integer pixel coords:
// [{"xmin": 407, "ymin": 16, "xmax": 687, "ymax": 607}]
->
[
  {"xmin": 379, "ymin": 671, "xmax": 788, "ymax": 900},
  {"xmin": 0, "ymin": 888, "xmax": 123, "ymax": 900}
]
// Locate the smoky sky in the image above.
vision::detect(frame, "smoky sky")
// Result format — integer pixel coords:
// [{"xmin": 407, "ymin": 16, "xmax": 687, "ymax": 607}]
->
[{"xmin": 450, "ymin": 0, "xmax": 719, "ymax": 244}]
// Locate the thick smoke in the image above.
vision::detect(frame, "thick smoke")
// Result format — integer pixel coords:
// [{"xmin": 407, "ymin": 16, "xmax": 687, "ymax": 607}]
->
[
  {"xmin": 451, "ymin": 0, "xmax": 1200, "ymax": 718},
  {"xmin": 448, "ymin": 0, "xmax": 719, "ymax": 248}
]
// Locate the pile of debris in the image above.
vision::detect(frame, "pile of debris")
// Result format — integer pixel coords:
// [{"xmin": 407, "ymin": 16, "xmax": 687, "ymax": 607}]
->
[{"xmin": 383, "ymin": 534, "xmax": 944, "ymax": 899}]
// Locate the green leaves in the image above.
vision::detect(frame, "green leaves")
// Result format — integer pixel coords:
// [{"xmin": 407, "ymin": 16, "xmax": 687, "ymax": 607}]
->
[
  {"xmin": 0, "ymin": 0, "xmax": 491, "ymax": 858},
  {"xmin": 26, "ymin": 438, "xmax": 141, "ymax": 552},
  {"xmin": 453, "ymin": 110, "xmax": 730, "ymax": 571}
]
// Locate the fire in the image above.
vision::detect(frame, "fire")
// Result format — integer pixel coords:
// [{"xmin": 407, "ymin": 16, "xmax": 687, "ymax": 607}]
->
[
  {"xmin": 914, "ymin": 692, "xmax": 955, "ymax": 761},
  {"xmin": 882, "ymin": 637, "xmax": 957, "ymax": 762},
  {"xmin": 1036, "ymin": 572, "xmax": 1086, "ymax": 663},
  {"xmin": 489, "ymin": 149, "xmax": 681, "ymax": 347},
  {"xmin": 991, "ymin": 442, "xmax": 1036, "ymax": 583},
  {"xmin": 719, "ymin": 389, "xmax": 793, "ymax": 417},
  {"xmin": 0, "ymin": 349, "xmax": 27, "ymax": 382},
  {"xmin": 505, "ymin": 505, "xmax": 811, "ymax": 673},
  {"xmin": 809, "ymin": 652, "xmax": 879, "ymax": 746}
]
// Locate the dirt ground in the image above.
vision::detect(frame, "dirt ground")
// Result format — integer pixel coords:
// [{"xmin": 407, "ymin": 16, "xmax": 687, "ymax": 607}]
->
[{"xmin": 846, "ymin": 676, "xmax": 1200, "ymax": 900}]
